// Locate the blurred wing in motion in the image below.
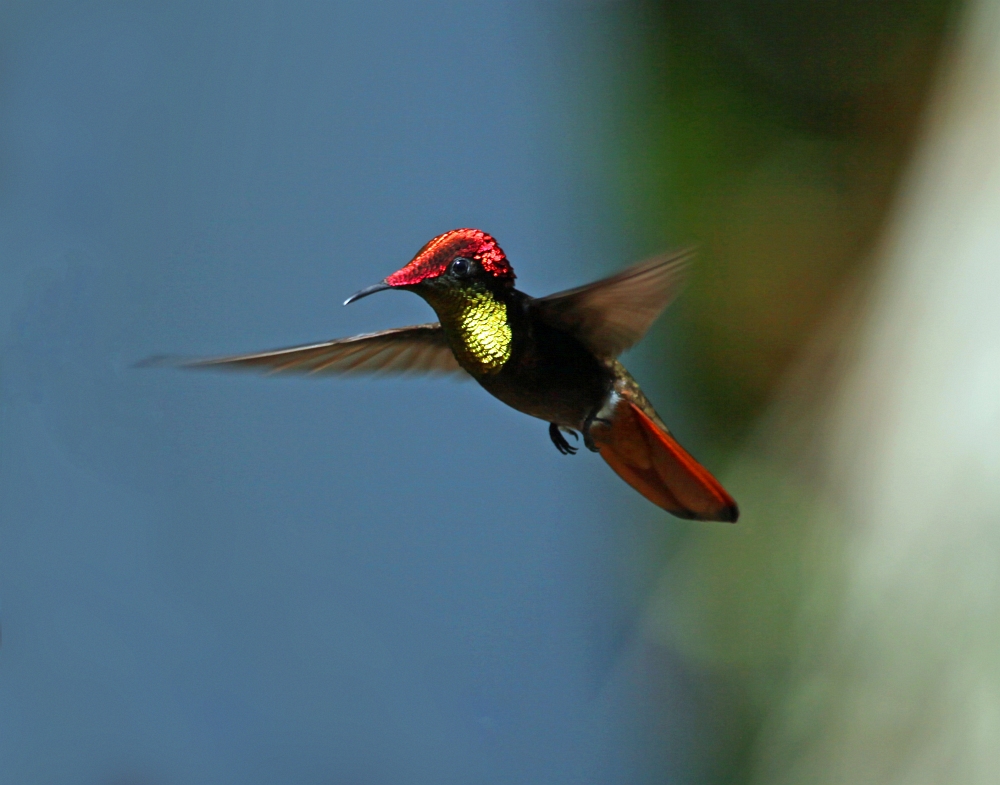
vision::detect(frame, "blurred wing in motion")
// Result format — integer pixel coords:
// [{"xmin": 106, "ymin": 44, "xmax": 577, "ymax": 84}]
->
[
  {"xmin": 536, "ymin": 248, "xmax": 693, "ymax": 358},
  {"xmin": 591, "ymin": 395, "xmax": 738, "ymax": 522},
  {"xmin": 157, "ymin": 323, "xmax": 468, "ymax": 377}
]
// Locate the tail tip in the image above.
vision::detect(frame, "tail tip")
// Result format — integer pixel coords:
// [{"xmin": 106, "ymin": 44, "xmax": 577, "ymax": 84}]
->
[{"xmin": 718, "ymin": 502, "xmax": 740, "ymax": 523}]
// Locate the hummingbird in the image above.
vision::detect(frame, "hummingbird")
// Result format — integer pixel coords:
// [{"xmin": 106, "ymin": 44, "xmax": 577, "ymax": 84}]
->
[{"xmin": 176, "ymin": 228, "xmax": 738, "ymax": 521}]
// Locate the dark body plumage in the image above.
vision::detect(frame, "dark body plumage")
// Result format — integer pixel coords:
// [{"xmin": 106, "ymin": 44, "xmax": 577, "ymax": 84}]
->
[
  {"xmin": 470, "ymin": 289, "xmax": 612, "ymax": 430},
  {"xmin": 162, "ymin": 228, "xmax": 738, "ymax": 521}
]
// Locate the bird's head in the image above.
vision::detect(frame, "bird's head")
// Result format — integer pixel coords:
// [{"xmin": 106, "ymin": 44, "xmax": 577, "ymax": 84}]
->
[{"xmin": 344, "ymin": 228, "xmax": 515, "ymax": 306}]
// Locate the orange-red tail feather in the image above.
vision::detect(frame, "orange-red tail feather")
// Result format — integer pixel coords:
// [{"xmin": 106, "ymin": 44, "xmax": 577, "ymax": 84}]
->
[{"xmin": 593, "ymin": 399, "xmax": 738, "ymax": 522}]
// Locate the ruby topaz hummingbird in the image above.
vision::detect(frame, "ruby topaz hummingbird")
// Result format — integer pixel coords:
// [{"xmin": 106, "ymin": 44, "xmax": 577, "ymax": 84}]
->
[{"xmin": 176, "ymin": 228, "xmax": 738, "ymax": 522}]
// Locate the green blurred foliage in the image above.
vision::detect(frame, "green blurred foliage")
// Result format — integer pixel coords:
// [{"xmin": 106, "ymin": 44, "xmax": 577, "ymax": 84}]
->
[
  {"xmin": 619, "ymin": 0, "xmax": 957, "ymax": 444},
  {"xmin": 614, "ymin": 1, "xmax": 961, "ymax": 782}
]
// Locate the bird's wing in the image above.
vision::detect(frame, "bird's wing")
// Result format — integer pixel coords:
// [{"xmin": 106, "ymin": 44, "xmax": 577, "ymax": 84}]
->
[
  {"xmin": 154, "ymin": 323, "xmax": 469, "ymax": 377},
  {"xmin": 534, "ymin": 248, "xmax": 693, "ymax": 358}
]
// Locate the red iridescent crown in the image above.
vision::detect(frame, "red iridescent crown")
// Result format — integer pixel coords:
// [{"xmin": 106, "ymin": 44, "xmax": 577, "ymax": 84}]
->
[{"xmin": 385, "ymin": 228, "xmax": 514, "ymax": 287}]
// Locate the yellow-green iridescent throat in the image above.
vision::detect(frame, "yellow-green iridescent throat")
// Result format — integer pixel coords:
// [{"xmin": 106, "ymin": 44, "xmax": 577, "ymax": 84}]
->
[{"xmin": 423, "ymin": 287, "xmax": 512, "ymax": 376}]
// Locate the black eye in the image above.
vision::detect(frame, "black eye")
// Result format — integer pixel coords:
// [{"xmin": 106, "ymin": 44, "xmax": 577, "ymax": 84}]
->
[{"xmin": 451, "ymin": 257, "xmax": 471, "ymax": 276}]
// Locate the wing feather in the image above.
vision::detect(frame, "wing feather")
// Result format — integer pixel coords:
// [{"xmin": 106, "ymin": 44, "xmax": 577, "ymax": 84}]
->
[
  {"xmin": 536, "ymin": 248, "xmax": 693, "ymax": 358},
  {"xmin": 162, "ymin": 323, "xmax": 468, "ymax": 378}
]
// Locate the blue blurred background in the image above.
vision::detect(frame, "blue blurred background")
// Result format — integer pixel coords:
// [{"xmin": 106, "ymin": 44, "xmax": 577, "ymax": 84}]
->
[{"xmin": 0, "ymin": 3, "xmax": 685, "ymax": 784}]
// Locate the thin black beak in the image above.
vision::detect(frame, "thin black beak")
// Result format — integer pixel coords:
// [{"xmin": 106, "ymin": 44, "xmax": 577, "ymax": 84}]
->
[{"xmin": 343, "ymin": 281, "xmax": 391, "ymax": 306}]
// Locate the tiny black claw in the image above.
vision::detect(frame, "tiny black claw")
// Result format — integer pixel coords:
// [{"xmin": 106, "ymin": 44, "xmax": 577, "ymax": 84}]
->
[
  {"xmin": 549, "ymin": 423, "xmax": 579, "ymax": 455},
  {"xmin": 582, "ymin": 414, "xmax": 611, "ymax": 452}
]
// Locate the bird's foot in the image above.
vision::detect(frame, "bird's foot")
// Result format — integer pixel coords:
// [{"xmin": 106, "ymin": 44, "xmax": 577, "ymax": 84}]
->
[
  {"xmin": 582, "ymin": 413, "xmax": 612, "ymax": 452},
  {"xmin": 549, "ymin": 423, "xmax": 579, "ymax": 455}
]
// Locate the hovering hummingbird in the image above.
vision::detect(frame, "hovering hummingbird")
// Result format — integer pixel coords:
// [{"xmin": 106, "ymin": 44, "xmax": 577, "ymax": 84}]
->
[{"xmin": 176, "ymin": 228, "xmax": 738, "ymax": 521}]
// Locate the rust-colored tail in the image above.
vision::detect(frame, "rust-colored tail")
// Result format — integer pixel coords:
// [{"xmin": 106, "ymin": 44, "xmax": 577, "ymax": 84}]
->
[{"xmin": 592, "ymin": 399, "xmax": 738, "ymax": 522}]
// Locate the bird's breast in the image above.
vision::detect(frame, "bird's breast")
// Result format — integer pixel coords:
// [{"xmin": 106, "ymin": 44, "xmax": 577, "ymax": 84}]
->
[
  {"xmin": 435, "ymin": 290, "xmax": 513, "ymax": 376},
  {"xmin": 478, "ymin": 309, "xmax": 616, "ymax": 429}
]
